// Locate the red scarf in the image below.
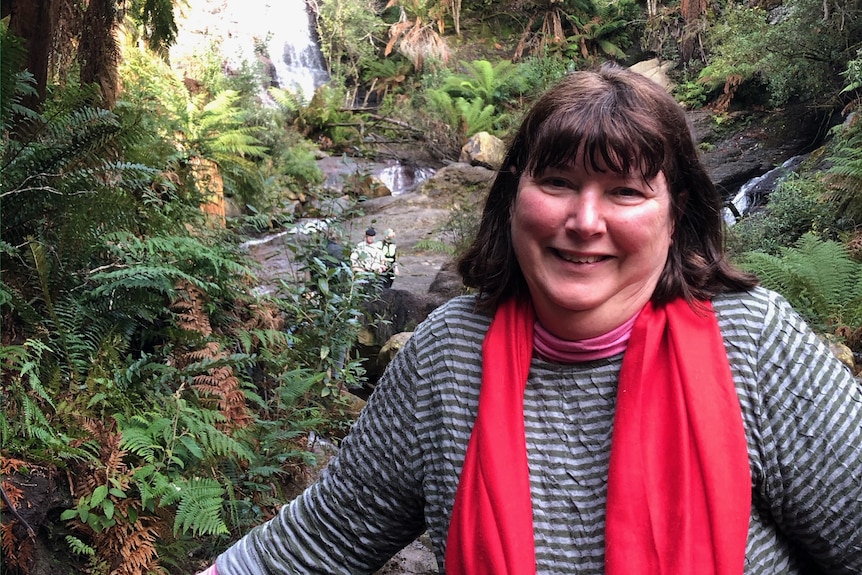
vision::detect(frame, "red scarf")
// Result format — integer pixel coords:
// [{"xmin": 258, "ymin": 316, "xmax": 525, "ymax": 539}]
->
[{"xmin": 445, "ymin": 297, "xmax": 750, "ymax": 575}]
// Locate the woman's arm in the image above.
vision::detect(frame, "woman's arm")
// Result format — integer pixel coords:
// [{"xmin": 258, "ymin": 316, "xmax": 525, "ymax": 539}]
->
[{"xmin": 753, "ymin": 292, "xmax": 862, "ymax": 572}]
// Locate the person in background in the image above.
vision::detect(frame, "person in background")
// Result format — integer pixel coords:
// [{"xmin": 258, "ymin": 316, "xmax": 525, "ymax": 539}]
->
[
  {"xmin": 349, "ymin": 226, "xmax": 386, "ymax": 276},
  {"xmin": 380, "ymin": 228, "xmax": 398, "ymax": 288},
  {"xmin": 197, "ymin": 63, "xmax": 861, "ymax": 575}
]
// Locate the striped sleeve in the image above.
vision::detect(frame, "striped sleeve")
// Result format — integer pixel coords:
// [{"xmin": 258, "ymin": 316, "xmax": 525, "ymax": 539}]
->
[{"xmin": 717, "ymin": 288, "xmax": 862, "ymax": 573}]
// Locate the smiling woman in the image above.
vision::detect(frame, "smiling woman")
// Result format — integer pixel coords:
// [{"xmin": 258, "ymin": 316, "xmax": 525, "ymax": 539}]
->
[{"xmin": 198, "ymin": 63, "xmax": 862, "ymax": 575}]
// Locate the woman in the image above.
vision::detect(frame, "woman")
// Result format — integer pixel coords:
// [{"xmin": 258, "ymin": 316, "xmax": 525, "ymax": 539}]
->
[{"xmin": 200, "ymin": 64, "xmax": 861, "ymax": 574}]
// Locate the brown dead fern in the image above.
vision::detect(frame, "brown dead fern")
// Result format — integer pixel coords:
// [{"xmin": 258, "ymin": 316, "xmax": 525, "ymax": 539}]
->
[
  {"xmin": 171, "ymin": 280, "xmax": 252, "ymax": 431},
  {"xmin": 64, "ymin": 418, "xmax": 166, "ymax": 575}
]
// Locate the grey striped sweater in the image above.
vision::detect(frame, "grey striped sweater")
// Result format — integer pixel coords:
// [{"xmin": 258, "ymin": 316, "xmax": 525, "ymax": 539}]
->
[{"xmin": 216, "ymin": 287, "xmax": 862, "ymax": 574}]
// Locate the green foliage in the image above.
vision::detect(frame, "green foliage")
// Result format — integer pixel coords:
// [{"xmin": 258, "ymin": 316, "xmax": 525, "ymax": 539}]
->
[
  {"xmin": 65, "ymin": 535, "xmax": 96, "ymax": 557},
  {"xmin": 426, "ymin": 89, "xmax": 496, "ymax": 137},
  {"xmin": 438, "ymin": 59, "xmax": 525, "ymax": 109},
  {"xmin": 565, "ymin": 0, "xmax": 637, "ymax": 66},
  {"xmin": 169, "ymin": 478, "xmax": 231, "ymax": 537},
  {"xmin": 698, "ymin": 6, "xmax": 766, "ymax": 94},
  {"xmin": 515, "ymin": 52, "xmax": 574, "ymax": 97},
  {"xmin": 0, "ymin": 17, "xmax": 382, "ymax": 572},
  {"xmin": 823, "ymin": 59, "xmax": 862, "ymax": 225},
  {"xmin": 701, "ymin": 0, "xmax": 862, "ymax": 106},
  {"xmin": 841, "ymin": 48, "xmax": 862, "ymax": 94},
  {"xmin": 0, "ymin": 21, "xmax": 39, "ymax": 127},
  {"xmin": 0, "ymin": 341, "xmax": 88, "ymax": 464},
  {"xmin": 361, "ymin": 56, "xmax": 416, "ymax": 100},
  {"xmin": 423, "ymin": 58, "xmax": 528, "ymax": 137},
  {"xmin": 116, "ymin": 43, "xmax": 191, "ymax": 167},
  {"xmin": 120, "ymin": 40, "xmax": 286, "ymax": 215},
  {"xmin": 275, "ymin": 229, "xmax": 374, "ymax": 397},
  {"xmin": 316, "ymin": 0, "xmax": 386, "ymax": 88},
  {"xmin": 672, "ymin": 74, "xmax": 709, "ymax": 110},
  {"xmin": 60, "ymin": 481, "xmax": 129, "ymax": 532},
  {"xmin": 281, "ymin": 83, "xmax": 360, "ymax": 148},
  {"xmin": 127, "ymin": 0, "xmax": 180, "ymax": 54},
  {"xmin": 1, "ymin": 89, "xmax": 176, "ymax": 329},
  {"xmin": 92, "ymin": 231, "xmax": 252, "ymax": 299},
  {"xmin": 182, "ymin": 89, "xmax": 269, "ymax": 203},
  {"xmin": 824, "ymin": 127, "xmax": 862, "ymax": 224},
  {"xmin": 738, "ymin": 234, "xmax": 862, "ymax": 333}
]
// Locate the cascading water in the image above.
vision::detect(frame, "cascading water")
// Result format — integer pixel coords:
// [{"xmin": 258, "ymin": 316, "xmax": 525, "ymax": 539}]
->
[
  {"xmin": 722, "ymin": 154, "xmax": 808, "ymax": 225},
  {"xmin": 171, "ymin": 0, "xmax": 329, "ymax": 102},
  {"xmin": 173, "ymin": 0, "xmax": 435, "ymax": 196},
  {"xmin": 267, "ymin": 0, "xmax": 330, "ymax": 101}
]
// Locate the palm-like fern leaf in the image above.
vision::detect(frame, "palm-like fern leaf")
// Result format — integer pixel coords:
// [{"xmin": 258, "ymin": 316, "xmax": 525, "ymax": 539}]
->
[{"xmin": 740, "ymin": 233, "xmax": 862, "ymax": 330}]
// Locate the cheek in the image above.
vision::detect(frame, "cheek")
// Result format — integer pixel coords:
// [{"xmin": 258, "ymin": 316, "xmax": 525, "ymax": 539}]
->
[
  {"xmin": 632, "ymin": 213, "xmax": 674, "ymax": 255},
  {"xmin": 512, "ymin": 190, "xmax": 561, "ymax": 238}
]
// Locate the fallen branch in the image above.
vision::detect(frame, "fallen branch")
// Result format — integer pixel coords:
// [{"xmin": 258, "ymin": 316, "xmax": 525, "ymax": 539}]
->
[{"xmin": 0, "ymin": 484, "xmax": 36, "ymax": 538}]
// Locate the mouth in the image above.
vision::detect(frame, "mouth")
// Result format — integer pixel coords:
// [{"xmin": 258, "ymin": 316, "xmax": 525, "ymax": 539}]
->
[{"xmin": 555, "ymin": 250, "xmax": 607, "ymax": 264}]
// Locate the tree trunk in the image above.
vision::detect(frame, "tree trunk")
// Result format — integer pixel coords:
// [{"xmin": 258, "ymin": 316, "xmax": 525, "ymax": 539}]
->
[
  {"xmin": 78, "ymin": 0, "xmax": 119, "ymax": 108},
  {"xmin": 1, "ymin": 0, "xmax": 58, "ymax": 109}
]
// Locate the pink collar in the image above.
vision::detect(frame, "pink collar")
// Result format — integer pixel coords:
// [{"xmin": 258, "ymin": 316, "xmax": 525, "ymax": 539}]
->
[{"xmin": 533, "ymin": 312, "xmax": 639, "ymax": 363}]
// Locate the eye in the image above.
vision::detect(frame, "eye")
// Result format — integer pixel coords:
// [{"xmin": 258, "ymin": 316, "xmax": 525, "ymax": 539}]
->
[
  {"xmin": 613, "ymin": 186, "xmax": 647, "ymax": 200},
  {"xmin": 536, "ymin": 175, "xmax": 574, "ymax": 191}
]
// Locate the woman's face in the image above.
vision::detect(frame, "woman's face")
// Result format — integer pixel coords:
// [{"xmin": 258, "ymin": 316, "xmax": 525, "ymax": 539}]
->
[{"xmin": 511, "ymin": 160, "xmax": 674, "ymax": 340}]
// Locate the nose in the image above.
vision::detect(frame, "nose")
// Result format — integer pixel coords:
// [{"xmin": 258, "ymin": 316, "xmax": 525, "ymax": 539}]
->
[{"xmin": 564, "ymin": 190, "xmax": 606, "ymax": 237}]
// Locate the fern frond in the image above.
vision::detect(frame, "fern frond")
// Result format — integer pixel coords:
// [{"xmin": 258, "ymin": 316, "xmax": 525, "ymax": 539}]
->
[
  {"xmin": 455, "ymin": 97, "xmax": 496, "ymax": 136},
  {"xmin": 65, "ymin": 535, "xmax": 96, "ymax": 557},
  {"xmin": 741, "ymin": 233, "xmax": 862, "ymax": 330},
  {"xmin": 168, "ymin": 477, "xmax": 229, "ymax": 537}
]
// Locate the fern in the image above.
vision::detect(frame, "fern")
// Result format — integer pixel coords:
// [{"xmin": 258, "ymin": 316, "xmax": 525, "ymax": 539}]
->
[
  {"xmin": 169, "ymin": 477, "xmax": 230, "ymax": 537},
  {"xmin": 825, "ymin": 121, "xmax": 862, "ymax": 222},
  {"xmin": 455, "ymin": 97, "xmax": 496, "ymax": 136},
  {"xmin": 425, "ymin": 90, "xmax": 496, "ymax": 138},
  {"xmin": 0, "ymin": 23, "xmax": 39, "ymax": 126},
  {"xmin": 739, "ymin": 233, "xmax": 862, "ymax": 332},
  {"xmin": 440, "ymin": 59, "xmax": 520, "ymax": 106},
  {"xmin": 64, "ymin": 535, "xmax": 96, "ymax": 557}
]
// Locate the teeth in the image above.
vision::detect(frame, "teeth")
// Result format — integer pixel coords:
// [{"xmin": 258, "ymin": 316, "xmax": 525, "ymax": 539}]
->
[{"xmin": 559, "ymin": 253, "xmax": 602, "ymax": 264}]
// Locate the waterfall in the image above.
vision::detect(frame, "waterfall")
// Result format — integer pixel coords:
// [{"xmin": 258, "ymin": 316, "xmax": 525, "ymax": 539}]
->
[
  {"xmin": 266, "ymin": 0, "xmax": 329, "ymax": 101},
  {"xmin": 723, "ymin": 155, "xmax": 808, "ymax": 225},
  {"xmin": 171, "ymin": 0, "xmax": 329, "ymax": 102},
  {"xmin": 375, "ymin": 162, "xmax": 437, "ymax": 196}
]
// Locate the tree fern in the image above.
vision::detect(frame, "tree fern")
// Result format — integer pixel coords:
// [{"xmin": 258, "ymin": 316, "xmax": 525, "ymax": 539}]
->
[
  {"xmin": 183, "ymin": 89, "xmax": 269, "ymax": 202},
  {"xmin": 440, "ymin": 59, "xmax": 521, "ymax": 107},
  {"xmin": 425, "ymin": 89, "xmax": 496, "ymax": 137},
  {"xmin": 455, "ymin": 97, "xmax": 496, "ymax": 136},
  {"xmin": 739, "ymin": 233, "xmax": 862, "ymax": 332}
]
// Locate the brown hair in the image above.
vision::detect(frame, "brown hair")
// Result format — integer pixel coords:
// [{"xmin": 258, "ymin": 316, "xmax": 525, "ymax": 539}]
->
[{"xmin": 457, "ymin": 63, "xmax": 757, "ymax": 313}]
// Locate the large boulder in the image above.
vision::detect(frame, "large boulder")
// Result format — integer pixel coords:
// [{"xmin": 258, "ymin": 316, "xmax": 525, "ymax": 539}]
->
[
  {"xmin": 459, "ymin": 131, "xmax": 507, "ymax": 169},
  {"xmin": 417, "ymin": 162, "xmax": 496, "ymax": 200},
  {"xmin": 630, "ymin": 58, "xmax": 675, "ymax": 92}
]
